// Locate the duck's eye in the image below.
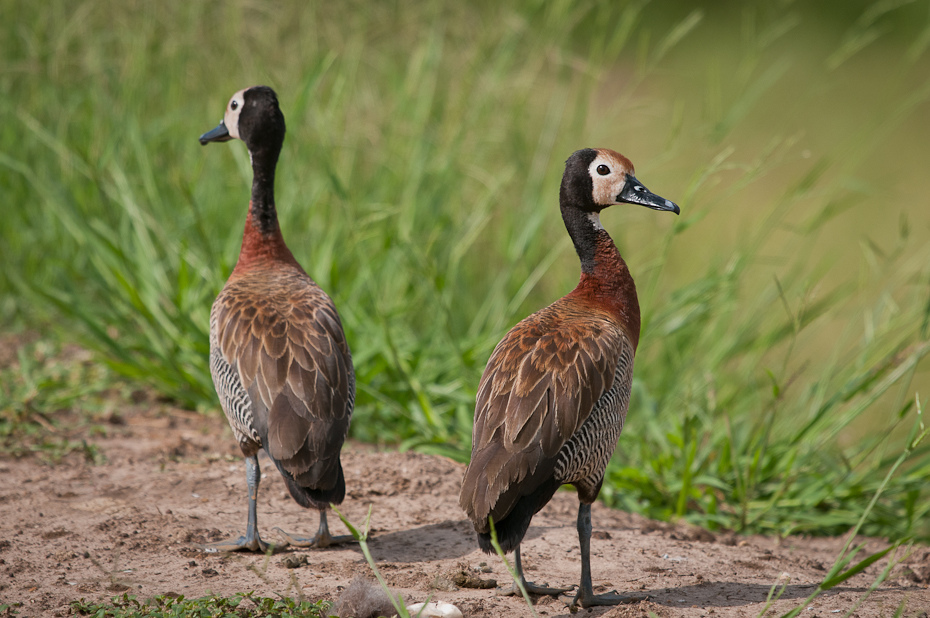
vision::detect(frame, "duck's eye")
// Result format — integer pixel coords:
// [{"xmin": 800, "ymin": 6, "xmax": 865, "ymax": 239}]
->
[
  {"xmin": 596, "ymin": 164, "xmax": 610, "ymax": 176},
  {"xmin": 230, "ymin": 100, "xmax": 239, "ymax": 111}
]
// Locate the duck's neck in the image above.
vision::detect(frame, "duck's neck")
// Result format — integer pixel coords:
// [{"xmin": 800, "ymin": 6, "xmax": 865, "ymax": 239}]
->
[
  {"xmin": 232, "ymin": 145, "xmax": 301, "ymax": 274},
  {"xmin": 563, "ymin": 206, "xmax": 641, "ymax": 348},
  {"xmin": 248, "ymin": 144, "xmax": 279, "ymax": 235}
]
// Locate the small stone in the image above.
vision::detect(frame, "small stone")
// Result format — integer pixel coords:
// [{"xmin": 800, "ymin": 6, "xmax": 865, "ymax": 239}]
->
[
  {"xmin": 281, "ymin": 554, "xmax": 308, "ymax": 569},
  {"xmin": 449, "ymin": 569, "xmax": 497, "ymax": 589}
]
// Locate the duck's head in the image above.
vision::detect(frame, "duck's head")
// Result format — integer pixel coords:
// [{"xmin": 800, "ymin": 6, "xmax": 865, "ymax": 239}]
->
[
  {"xmin": 561, "ymin": 148, "xmax": 679, "ymax": 215},
  {"xmin": 199, "ymin": 86, "xmax": 285, "ymax": 154}
]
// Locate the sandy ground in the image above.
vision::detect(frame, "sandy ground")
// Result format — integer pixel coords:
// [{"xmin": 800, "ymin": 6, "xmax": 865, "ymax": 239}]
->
[{"xmin": 1, "ymin": 403, "xmax": 929, "ymax": 618}]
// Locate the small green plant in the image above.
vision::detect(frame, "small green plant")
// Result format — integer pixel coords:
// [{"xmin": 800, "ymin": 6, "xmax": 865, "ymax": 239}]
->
[
  {"xmin": 333, "ymin": 505, "xmax": 423, "ymax": 618},
  {"xmin": 0, "ymin": 602, "xmax": 22, "ymax": 617}
]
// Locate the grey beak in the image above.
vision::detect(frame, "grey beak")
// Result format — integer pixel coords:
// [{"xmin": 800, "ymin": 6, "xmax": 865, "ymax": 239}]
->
[
  {"xmin": 199, "ymin": 121, "xmax": 232, "ymax": 145},
  {"xmin": 618, "ymin": 174, "xmax": 680, "ymax": 214}
]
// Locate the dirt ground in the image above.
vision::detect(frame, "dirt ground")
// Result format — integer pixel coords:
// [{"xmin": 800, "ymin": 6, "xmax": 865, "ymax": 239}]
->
[{"xmin": 1, "ymin": 403, "xmax": 929, "ymax": 618}]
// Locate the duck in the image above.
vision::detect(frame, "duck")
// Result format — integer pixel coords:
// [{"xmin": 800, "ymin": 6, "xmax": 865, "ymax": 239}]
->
[
  {"xmin": 459, "ymin": 148, "xmax": 678, "ymax": 607},
  {"xmin": 199, "ymin": 86, "xmax": 355, "ymax": 552}
]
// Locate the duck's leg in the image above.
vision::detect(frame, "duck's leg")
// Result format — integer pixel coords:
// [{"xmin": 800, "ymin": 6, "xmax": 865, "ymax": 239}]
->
[
  {"xmin": 569, "ymin": 502, "xmax": 641, "ymax": 607},
  {"xmin": 497, "ymin": 544, "xmax": 575, "ymax": 597},
  {"xmin": 201, "ymin": 455, "xmax": 271, "ymax": 553},
  {"xmin": 274, "ymin": 509, "xmax": 356, "ymax": 548}
]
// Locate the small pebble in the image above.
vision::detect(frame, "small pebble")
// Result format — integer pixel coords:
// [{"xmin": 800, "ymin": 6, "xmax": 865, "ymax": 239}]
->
[
  {"xmin": 406, "ymin": 601, "xmax": 463, "ymax": 618},
  {"xmin": 281, "ymin": 554, "xmax": 308, "ymax": 569}
]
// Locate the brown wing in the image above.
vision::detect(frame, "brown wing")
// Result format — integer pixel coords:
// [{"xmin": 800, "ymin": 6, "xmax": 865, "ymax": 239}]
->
[
  {"xmin": 459, "ymin": 301, "xmax": 627, "ymax": 530},
  {"xmin": 212, "ymin": 269, "xmax": 354, "ymax": 489}
]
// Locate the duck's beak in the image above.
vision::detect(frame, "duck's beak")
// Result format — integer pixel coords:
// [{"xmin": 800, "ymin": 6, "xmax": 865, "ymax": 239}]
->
[
  {"xmin": 199, "ymin": 121, "xmax": 232, "ymax": 145},
  {"xmin": 618, "ymin": 174, "xmax": 680, "ymax": 214}
]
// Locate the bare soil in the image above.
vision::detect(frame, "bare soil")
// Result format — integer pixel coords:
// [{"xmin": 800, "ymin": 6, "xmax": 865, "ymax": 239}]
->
[{"xmin": 1, "ymin": 404, "xmax": 929, "ymax": 617}]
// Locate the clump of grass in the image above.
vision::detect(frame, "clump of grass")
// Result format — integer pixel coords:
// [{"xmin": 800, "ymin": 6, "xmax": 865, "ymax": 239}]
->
[
  {"xmin": 758, "ymin": 397, "xmax": 927, "ymax": 616},
  {"xmin": 0, "ymin": 340, "xmax": 114, "ymax": 463},
  {"xmin": 70, "ymin": 592, "xmax": 331, "ymax": 618}
]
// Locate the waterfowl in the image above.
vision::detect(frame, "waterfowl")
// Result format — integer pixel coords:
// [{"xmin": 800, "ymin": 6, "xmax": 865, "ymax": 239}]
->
[
  {"xmin": 459, "ymin": 148, "xmax": 678, "ymax": 607},
  {"xmin": 199, "ymin": 86, "xmax": 355, "ymax": 552}
]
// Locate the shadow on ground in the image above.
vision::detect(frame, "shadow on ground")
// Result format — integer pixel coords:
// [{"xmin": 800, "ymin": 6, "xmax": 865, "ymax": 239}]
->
[{"xmin": 368, "ymin": 519, "xmax": 476, "ymax": 562}]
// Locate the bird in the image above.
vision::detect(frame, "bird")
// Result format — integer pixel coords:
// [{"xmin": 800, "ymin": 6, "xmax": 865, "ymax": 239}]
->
[
  {"xmin": 199, "ymin": 86, "xmax": 355, "ymax": 552},
  {"xmin": 459, "ymin": 148, "xmax": 678, "ymax": 607}
]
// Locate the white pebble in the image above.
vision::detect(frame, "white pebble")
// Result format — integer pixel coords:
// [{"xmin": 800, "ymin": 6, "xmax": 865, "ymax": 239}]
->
[{"xmin": 406, "ymin": 601, "xmax": 464, "ymax": 618}]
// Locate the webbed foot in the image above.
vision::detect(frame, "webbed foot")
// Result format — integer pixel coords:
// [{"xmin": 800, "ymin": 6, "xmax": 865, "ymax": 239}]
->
[
  {"xmin": 199, "ymin": 532, "xmax": 278, "ymax": 553},
  {"xmin": 272, "ymin": 527, "xmax": 356, "ymax": 548}
]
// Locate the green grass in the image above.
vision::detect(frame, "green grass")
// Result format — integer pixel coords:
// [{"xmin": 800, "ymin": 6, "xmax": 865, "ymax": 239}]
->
[
  {"xmin": 0, "ymin": 338, "xmax": 114, "ymax": 463},
  {"xmin": 2, "ymin": 0, "xmax": 930, "ymax": 545},
  {"xmin": 773, "ymin": 396, "xmax": 928, "ymax": 616},
  {"xmin": 333, "ymin": 505, "xmax": 420, "ymax": 618},
  {"xmin": 70, "ymin": 592, "xmax": 331, "ymax": 617}
]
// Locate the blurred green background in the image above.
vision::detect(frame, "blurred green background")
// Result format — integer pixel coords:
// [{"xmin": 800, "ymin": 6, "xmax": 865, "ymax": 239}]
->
[{"xmin": 2, "ymin": 0, "xmax": 929, "ymax": 541}]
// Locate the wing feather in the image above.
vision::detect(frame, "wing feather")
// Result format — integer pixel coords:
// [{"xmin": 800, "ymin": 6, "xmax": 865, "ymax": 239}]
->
[
  {"xmin": 210, "ymin": 270, "xmax": 354, "ymax": 485},
  {"xmin": 460, "ymin": 301, "xmax": 627, "ymax": 528}
]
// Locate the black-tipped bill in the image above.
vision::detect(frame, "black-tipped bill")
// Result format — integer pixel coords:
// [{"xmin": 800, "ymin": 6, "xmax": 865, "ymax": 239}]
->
[
  {"xmin": 618, "ymin": 174, "xmax": 680, "ymax": 214},
  {"xmin": 199, "ymin": 121, "xmax": 232, "ymax": 145}
]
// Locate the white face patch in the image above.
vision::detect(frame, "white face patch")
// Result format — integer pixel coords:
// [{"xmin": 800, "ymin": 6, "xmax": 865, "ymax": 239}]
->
[
  {"xmin": 588, "ymin": 153, "xmax": 631, "ymax": 206},
  {"xmin": 224, "ymin": 89, "xmax": 246, "ymax": 139},
  {"xmin": 586, "ymin": 211, "xmax": 604, "ymax": 230}
]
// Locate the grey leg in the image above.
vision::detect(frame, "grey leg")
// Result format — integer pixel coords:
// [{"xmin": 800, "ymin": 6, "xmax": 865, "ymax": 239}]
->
[
  {"xmin": 201, "ymin": 455, "xmax": 271, "ymax": 553},
  {"xmin": 571, "ymin": 502, "xmax": 641, "ymax": 607}
]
